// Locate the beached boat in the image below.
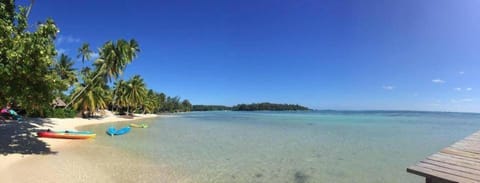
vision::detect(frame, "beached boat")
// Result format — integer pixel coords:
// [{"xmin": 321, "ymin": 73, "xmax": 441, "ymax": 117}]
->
[
  {"xmin": 37, "ymin": 131, "xmax": 96, "ymax": 139},
  {"xmin": 52, "ymin": 130, "xmax": 93, "ymax": 134},
  {"xmin": 106, "ymin": 126, "xmax": 131, "ymax": 136},
  {"xmin": 130, "ymin": 123, "xmax": 148, "ymax": 128}
]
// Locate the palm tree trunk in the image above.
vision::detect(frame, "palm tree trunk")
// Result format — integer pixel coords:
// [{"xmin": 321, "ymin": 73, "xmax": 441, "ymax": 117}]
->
[
  {"xmin": 65, "ymin": 64, "xmax": 105, "ymax": 109},
  {"xmin": 26, "ymin": 0, "xmax": 35, "ymax": 18}
]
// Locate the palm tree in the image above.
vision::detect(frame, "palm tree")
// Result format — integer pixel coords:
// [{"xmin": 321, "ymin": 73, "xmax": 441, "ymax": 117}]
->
[
  {"xmin": 157, "ymin": 92, "xmax": 166, "ymax": 112},
  {"xmin": 66, "ymin": 39, "xmax": 140, "ymax": 108},
  {"xmin": 143, "ymin": 90, "xmax": 158, "ymax": 114},
  {"xmin": 77, "ymin": 43, "xmax": 92, "ymax": 65},
  {"xmin": 71, "ymin": 72, "xmax": 109, "ymax": 117},
  {"xmin": 95, "ymin": 39, "xmax": 140, "ymax": 82},
  {"xmin": 127, "ymin": 39, "xmax": 140, "ymax": 61},
  {"xmin": 55, "ymin": 53, "xmax": 77, "ymax": 86},
  {"xmin": 124, "ymin": 75, "xmax": 147, "ymax": 114},
  {"xmin": 112, "ymin": 79, "xmax": 128, "ymax": 113},
  {"xmin": 142, "ymin": 98, "xmax": 155, "ymax": 114},
  {"xmin": 80, "ymin": 66, "xmax": 91, "ymax": 77},
  {"xmin": 181, "ymin": 99, "xmax": 192, "ymax": 111}
]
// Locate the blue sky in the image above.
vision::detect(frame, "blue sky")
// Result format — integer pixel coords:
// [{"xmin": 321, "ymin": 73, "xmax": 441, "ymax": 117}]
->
[{"xmin": 24, "ymin": 0, "xmax": 480, "ymax": 112}]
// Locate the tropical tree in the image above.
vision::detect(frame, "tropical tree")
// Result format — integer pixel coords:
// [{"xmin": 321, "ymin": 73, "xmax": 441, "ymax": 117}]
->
[
  {"xmin": 112, "ymin": 79, "xmax": 128, "ymax": 113},
  {"xmin": 55, "ymin": 53, "xmax": 77, "ymax": 86},
  {"xmin": 95, "ymin": 39, "xmax": 140, "ymax": 82},
  {"xmin": 66, "ymin": 39, "xmax": 140, "ymax": 108},
  {"xmin": 157, "ymin": 92, "xmax": 166, "ymax": 112},
  {"xmin": 124, "ymin": 75, "xmax": 147, "ymax": 114},
  {"xmin": 142, "ymin": 90, "xmax": 159, "ymax": 113},
  {"xmin": 0, "ymin": 0, "xmax": 61, "ymax": 116},
  {"xmin": 71, "ymin": 72, "xmax": 109, "ymax": 117},
  {"xmin": 77, "ymin": 43, "xmax": 92, "ymax": 65},
  {"xmin": 80, "ymin": 66, "xmax": 91, "ymax": 77},
  {"xmin": 163, "ymin": 96, "xmax": 181, "ymax": 112},
  {"xmin": 142, "ymin": 98, "xmax": 155, "ymax": 114},
  {"xmin": 181, "ymin": 99, "xmax": 192, "ymax": 111}
]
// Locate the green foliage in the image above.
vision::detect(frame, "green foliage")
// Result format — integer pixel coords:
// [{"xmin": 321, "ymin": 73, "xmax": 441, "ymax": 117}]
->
[
  {"xmin": 0, "ymin": 0, "xmax": 61, "ymax": 116},
  {"xmin": 70, "ymin": 70, "xmax": 110, "ymax": 117},
  {"xmin": 111, "ymin": 75, "xmax": 146, "ymax": 114},
  {"xmin": 68, "ymin": 37, "xmax": 140, "ymax": 109},
  {"xmin": 181, "ymin": 99, "xmax": 192, "ymax": 111},
  {"xmin": 77, "ymin": 43, "xmax": 92, "ymax": 64},
  {"xmin": 232, "ymin": 103, "xmax": 310, "ymax": 111},
  {"xmin": 0, "ymin": 0, "xmax": 192, "ymax": 117},
  {"xmin": 54, "ymin": 54, "xmax": 77, "ymax": 86},
  {"xmin": 192, "ymin": 103, "xmax": 309, "ymax": 111},
  {"xmin": 163, "ymin": 96, "xmax": 180, "ymax": 112},
  {"xmin": 111, "ymin": 77, "xmax": 191, "ymax": 114},
  {"xmin": 125, "ymin": 75, "xmax": 147, "ymax": 110},
  {"xmin": 44, "ymin": 108, "xmax": 76, "ymax": 118},
  {"xmin": 192, "ymin": 105, "xmax": 231, "ymax": 111},
  {"xmin": 93, "ymin": 39, "xmax": 140, "ymax": 83}
]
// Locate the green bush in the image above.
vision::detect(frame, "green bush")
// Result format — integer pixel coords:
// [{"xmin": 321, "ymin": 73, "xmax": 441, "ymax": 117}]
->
[{"xmin": 44, "ymin": 108, "xmax": 77, "ymax": 118}]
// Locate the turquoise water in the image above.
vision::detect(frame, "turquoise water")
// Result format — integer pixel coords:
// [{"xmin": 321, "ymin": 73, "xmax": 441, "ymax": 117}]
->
[{"xmin": 81, "ymin": 111, "xmax": 480, "ymax": 183}]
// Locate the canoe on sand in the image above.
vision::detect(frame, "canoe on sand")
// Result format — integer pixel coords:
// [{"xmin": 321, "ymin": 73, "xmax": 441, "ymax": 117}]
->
[
  {"xmin": 37, "ymin": 131, "xmax": 96, "ymax": 139},
  {"xmin": 130, "ymin": 123, "xmax": 148, "ymax": 128}
]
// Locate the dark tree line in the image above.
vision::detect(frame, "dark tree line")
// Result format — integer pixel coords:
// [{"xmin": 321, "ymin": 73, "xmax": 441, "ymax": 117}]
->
[
  {"xmin": 232, "ymin": 103, "xmax": 309, "ymax": 111},
  {"xmin": 192, "ymin": 103, "xmax": 309, "ymax": 111},
  {"xmin": 192, "ymin": 105, "xmax": 231, "ymax": 111}
]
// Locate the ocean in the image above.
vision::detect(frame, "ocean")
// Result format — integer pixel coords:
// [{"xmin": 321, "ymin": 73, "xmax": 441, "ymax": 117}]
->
[{"xmin": 79, "ymin": 111, "xmax": 480, "ymax": 183}]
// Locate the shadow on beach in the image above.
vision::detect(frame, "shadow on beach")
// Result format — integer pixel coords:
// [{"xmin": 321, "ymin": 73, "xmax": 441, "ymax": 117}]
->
[{"xmin": 0, "ymin": 119, "xmax": 57, "ymax": 156}]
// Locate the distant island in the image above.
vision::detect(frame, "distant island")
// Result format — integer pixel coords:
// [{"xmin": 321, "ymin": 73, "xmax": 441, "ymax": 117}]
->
[
  {"xmin": 192, "ymin": 105, "xmax": 232, "ymax": 111},
  {"xmin": 192, "ymin": 103, "xmax": 310, "ymax": 111}
]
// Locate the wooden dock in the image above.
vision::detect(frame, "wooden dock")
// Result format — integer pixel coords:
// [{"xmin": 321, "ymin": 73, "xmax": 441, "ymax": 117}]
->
[{"xmin": 407, "ymin": 130, "xmax": 480, "ymax": 183}]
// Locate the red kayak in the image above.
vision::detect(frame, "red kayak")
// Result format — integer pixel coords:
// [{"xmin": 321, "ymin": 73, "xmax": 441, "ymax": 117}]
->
[{"xmin": 37, "ymin": 131, "xmax": 96, "ymax": 139}]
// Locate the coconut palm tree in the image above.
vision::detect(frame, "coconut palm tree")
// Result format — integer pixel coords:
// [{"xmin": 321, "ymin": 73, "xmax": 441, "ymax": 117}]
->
[
  {"xmin": 77, "ymin": 43, "xmax": 92, "ymax": 65},
  {"xmin": 55, "ymin": 54, "xmax": 77, "ymax": 86},
  {"xmin": 127, "ymin": 39, "xmax": 140, "ymax": 61},
  {"xmin": 80, "ymin": 66, "xmax": 91, "ymax": 77},
  {"xmin": 142, "ymin": 90, "xmax": 158, "ymax": 114},
  {"xmin": 71, "ymin": 72, "xmax": 109, "ymax": 117},
  {"xmin": 95, "ymin": 39, "xmax": 140, "ymax": 82},
  {"xmin": 124, "ymin": 75, "xmax": 147, "ymax": 114},
  {"xmin": 66, "ymin": 39, "xmax": 140, "ymax": 108},
  {"xmin": 181, "ymin": 99, "xmax": 192, "ymax": 111},
  {"xmin": 157, "ymin": 92, "xmax": 166, "ymax": 111},
  {"xmin": 112, "ymin": 79, "xmax": 128, "ymax": 113}
]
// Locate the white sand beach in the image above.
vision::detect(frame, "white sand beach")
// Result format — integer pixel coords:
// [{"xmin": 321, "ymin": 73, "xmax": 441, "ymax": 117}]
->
[{"xmin": 0, "ymin": 111, "xmax": 161, "ymax": 182}]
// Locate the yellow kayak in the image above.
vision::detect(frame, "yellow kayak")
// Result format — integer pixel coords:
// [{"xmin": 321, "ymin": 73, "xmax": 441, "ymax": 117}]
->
[{"xmin": 130, "ymin": 123, "xmax": 148, "ymax": 128}]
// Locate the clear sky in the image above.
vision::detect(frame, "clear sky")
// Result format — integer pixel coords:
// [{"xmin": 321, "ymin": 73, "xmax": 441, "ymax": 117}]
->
[{"xmin": 24, "ymin": 0, "xmax": 480, "ymax": 112}]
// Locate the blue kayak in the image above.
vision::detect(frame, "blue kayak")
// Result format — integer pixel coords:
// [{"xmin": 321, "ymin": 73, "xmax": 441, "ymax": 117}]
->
[{"xmin": 106, "ymin": 126, "xmax": 131, "ymax": 136}]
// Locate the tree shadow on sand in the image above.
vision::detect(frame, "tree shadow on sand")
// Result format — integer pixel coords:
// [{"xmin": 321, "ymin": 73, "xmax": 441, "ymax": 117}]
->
[{"xmin": 0, "ymin": 118, "xmax": 57, "ymax": 155}]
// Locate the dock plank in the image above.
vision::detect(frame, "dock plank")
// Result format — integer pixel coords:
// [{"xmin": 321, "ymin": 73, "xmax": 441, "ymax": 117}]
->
[
  {"xmin": 416, "ymin": 163, "xmax": 480, "ymax": 181},
  {"xmin": 428, "ymin": 154, "xmax": 480, "ymax": 170},
  {"xmin": 408, "ymin": 129, "xmax": 480, "ymax": 183},
  {"xmin": 436, "ymin": 152, "xmax": 480, "ymax": 164},
  {"xmin": 419, "ymin": 159, "xmax": 480, "ymax": 180},
  {"xmin": 441, "ymin": 147, "xmax": 480, "ymax": 159},
  {"xmin": 407, "ymin": 165, "xmax": 476, "ymax": 183}
]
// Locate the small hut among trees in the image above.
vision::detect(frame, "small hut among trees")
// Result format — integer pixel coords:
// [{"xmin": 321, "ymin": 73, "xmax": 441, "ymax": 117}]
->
[{"xmin": 52, "ymin": 98, "xmax": 67, "ymax": 108}]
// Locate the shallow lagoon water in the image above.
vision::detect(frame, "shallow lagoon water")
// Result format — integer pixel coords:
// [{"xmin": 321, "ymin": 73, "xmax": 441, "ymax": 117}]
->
[{"xmin": 80, "ymin": 111, "xmax": 480, "ymax": 183}]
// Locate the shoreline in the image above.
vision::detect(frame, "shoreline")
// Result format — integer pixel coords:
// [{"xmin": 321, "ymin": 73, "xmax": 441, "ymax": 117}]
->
[{"xmin": 0, "ymin": 112, "xmax": 162, "ymax": 177}]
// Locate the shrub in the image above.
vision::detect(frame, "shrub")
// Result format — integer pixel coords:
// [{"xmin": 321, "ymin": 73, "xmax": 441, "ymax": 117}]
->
[{"xmin": 44, "ymin": 108, "xmax": 77, "ymax": 118}]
